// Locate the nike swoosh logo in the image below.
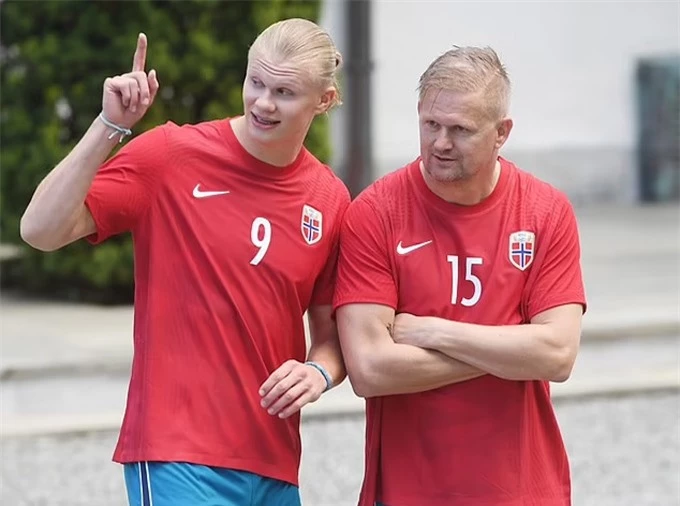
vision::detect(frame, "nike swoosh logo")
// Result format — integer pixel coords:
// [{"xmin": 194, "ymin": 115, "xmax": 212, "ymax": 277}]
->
[
  {"xmin": 397, "ymin": 240, "xmax": 433, "ymax": 255},
  {"xmin": 193, "ymin": 184, "xmax": 230, "ymax": 198}
]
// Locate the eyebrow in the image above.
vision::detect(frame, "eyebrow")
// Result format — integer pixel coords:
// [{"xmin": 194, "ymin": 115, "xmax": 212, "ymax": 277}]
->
[
  {"xmin": 249, "ymin": 73, "xmax": 300, "ymax": 90},
  {"xmin": 248, "ymin": 61, "xmax": 303, "ymax": 84}
]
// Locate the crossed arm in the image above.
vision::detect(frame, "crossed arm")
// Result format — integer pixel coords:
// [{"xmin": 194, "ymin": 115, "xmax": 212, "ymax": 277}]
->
[
  {"xmin": 336, "ymin": 302, "xmax": 583, "ymax": 398},
  {"xmin": 336, "ymin": 303, "xmax": 485, "ymax": 398},
  {"xmin": 391, "ymin": 304, "xmax": 583, "ymax": 383}
]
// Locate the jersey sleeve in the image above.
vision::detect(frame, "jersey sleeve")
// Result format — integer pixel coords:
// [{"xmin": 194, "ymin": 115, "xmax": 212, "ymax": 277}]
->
[
  {"xmin": 333, "ymin": 195, "xmax": 398, "ymax": 311},
  {"xmin": 310, "ymin": 188, "xmax": 351, "ymax": 306},
  {"xmin": 84, "ymin": 124, "xmax": 172, "ymax": 244},
  {"xmin": 526, "ymin": 197, "xmax": 587, "ymax": 319}
]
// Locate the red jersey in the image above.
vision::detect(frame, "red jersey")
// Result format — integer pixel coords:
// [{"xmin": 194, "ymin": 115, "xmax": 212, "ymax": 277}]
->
[
  {"xmin": 334, "ymin": 158, "xmax": 586, "ymax": 506},
  {"xmin": 85, "ymin": 118, "xmax": 350, "ymax": 486}
]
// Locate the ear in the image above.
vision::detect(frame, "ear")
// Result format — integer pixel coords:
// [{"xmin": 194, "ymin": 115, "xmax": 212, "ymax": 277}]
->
[
  {"xmin": 315, "ymin": 86, "xmax": 337, "ymax": 114},
  {"xmin": 495, "ymin": 117, "xmax": 513, "ymax": 150}
]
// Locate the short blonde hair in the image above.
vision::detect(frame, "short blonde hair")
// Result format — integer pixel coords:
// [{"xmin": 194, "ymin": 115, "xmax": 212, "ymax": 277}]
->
[
  {"xmin": 249, "ymin": 18, "xmax": 343, "ymax": 110},
  {"xmin": 418, "ymin": 46, "xmax": 511, "ymax": 120}
]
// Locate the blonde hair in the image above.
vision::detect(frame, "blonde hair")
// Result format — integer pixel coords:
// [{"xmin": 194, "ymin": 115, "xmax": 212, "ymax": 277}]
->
[
  {"xmin": 418, "ymin": 46, "xmax": 511, "ymax": 120},
  {"xmin": 249, "ymin": 18, "xmax": 343, "ymax": 110}
]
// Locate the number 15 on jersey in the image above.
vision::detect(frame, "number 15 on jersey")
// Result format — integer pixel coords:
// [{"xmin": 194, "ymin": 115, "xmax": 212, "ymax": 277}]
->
[{"xmin": 447, "ymin": 255, "xmax": 483, "ymax": 307}]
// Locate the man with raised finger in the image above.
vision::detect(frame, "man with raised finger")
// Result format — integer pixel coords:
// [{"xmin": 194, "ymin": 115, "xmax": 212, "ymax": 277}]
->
[{"xmin": 21, "ymin": 21, "xmax": 349, "ymax": 506}]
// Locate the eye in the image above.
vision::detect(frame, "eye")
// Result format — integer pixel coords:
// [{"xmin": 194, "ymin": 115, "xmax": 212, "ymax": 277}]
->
[
  {"xmin": 425, "ymin": 120, "xmax": 438, "ymax": 128},
  {"xmin": 277, "ymin": 88, "xmax": 293, "ymax": 96},
  {"xmin": 454, "ymin": 125, "xmax": 469, "ymax": 133},
  {"xmin": 251, "ymin": 77, "xmax": 263, "ymax": 87}
]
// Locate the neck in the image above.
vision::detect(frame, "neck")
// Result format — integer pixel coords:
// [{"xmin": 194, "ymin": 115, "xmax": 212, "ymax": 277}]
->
[
  {"xmin": 230, "ymin": 116, "xmax": 304, "ymax": 167},
  {"xmin": 421, "ymin": 158, "xmax": 502, "ymax": 206}
]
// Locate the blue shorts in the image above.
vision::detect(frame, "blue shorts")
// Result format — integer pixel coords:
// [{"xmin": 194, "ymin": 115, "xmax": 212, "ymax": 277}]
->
[{"xmin": 123, "ymin": 462, "xmax": 301, "ymax": 506}]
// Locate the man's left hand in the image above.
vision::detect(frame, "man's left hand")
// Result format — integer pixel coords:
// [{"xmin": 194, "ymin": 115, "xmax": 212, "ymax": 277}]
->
[{"xmin": 259, "ymin": 360, "xmax": 327, "ymax": 419}]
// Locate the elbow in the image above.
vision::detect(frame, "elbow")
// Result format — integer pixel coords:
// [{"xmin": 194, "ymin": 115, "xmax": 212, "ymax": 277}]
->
[
  {"xmin": 20, "ymin": 215, "xmax": 58, "ymax": 252},
  {"xmin": 549, "ymin": 366, "xmax": 573, "ymax": 383},
  {"xmin": 351, "ymin": 379, "xmax": 379, "ymax": 399},
  {"xmin": 346, "ymin": 370, "xmax": 374, "ymax": 398},
  {"xmin": 547, "ymin": 346, "xmax": 578, "ymax": 383},
  {"xmin": 345, "ymin": 359, "xmax": 383, "ymax": 398}
]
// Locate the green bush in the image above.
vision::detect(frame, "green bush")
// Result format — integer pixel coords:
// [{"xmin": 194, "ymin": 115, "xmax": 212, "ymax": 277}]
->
[{"xmin": 1, "ymin": 0, "xmax": 330, "ymax": 303}]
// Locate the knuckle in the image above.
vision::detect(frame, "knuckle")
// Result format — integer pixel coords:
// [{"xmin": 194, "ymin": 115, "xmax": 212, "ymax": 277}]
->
[{"xmin": 287, "ymin": 399, "xmax": 303, "ymax": 412}]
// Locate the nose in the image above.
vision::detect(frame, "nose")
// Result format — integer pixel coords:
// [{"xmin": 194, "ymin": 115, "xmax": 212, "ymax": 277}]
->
[
  {"xmin": 433, "ymin": 129, "xmax": 453, "ymax": 152},
  {"xmin": 254, "ymin": 89, "xmax": 276, "ymax": 113}
]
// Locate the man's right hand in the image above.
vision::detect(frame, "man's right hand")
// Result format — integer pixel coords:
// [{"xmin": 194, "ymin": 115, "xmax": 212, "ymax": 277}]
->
[{"xmin": 102, "ymin": 33, "xmax": 160, "ymax": 129}]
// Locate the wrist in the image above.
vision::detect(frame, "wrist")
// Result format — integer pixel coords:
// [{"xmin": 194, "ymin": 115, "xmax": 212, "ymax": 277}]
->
[
  {"xmin": 97, "ymin": 112, "xmax": 133, "ymax": 143},
  {"xmin": 304, "ymin": 361, "xmax": 333, "ymax": 392},
  {"xmin": 87, "ymin": 116, "xmax": 125, "ymax": 150}
]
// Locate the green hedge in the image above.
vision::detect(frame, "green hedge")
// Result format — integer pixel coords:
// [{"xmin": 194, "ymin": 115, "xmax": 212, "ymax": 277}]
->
[{"xmin": 1, "ymin": 0, "xmax": 331, "ymax": 303}]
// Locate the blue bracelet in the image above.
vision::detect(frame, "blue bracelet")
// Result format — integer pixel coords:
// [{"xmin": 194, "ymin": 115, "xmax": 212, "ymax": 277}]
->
[
  {"xmin": 98, "ymin": 112, "xmax": 132, "ymax": 143},
  {"xmin": 305, "ymin": 361, "xmax": 333, "ymax": 392}
]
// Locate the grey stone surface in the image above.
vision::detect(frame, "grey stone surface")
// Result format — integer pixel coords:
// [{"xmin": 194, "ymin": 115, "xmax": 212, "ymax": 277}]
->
[{"xmin": 1, "ymin": 392, "xmax": 678, "ymax": 506}]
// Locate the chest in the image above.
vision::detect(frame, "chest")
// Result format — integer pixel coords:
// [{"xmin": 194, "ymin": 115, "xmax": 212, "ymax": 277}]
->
[
  {"xmin": 391, "ymin": 207, "xmax": 541, "ymax": 324},
  {"xmin": 154, "ymin": 163, "xmax": 335, "ymax": 288}
]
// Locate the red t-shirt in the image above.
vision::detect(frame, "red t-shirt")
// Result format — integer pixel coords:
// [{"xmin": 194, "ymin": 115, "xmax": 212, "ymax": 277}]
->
[
  {"xmin": 334, "ymin": 158, "xmax": 586, "ymax": 506},
  {"xmin": 85, "ymin": 118, "xmax": 350, "ymax": 486}
]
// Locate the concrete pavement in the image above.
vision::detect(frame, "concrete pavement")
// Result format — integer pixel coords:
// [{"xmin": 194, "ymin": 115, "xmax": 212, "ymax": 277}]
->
[{"xmin": 1, "ymin": 203, "xmax": 678, "ymax": 436}]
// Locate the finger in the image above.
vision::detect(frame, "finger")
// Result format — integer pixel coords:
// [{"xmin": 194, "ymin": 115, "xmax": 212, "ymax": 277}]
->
[
  {"xmin": 148, "ymin": 69, "xmax": 160, "ymax": 102},
  {"xmin": 127, "ymin": 78, "xmax": 140, "ymax": 112},
  {"xmin": 132, "ymin": 32, "xmax": 147, "ymax": 73},
  {"xmin": 278, "ymin": 390, "xmax": 317, "ymax": 419},
  {"xmin": 259, "ymin": 360, "xmax": 296, "ymax": 397},
  {"xmin": 261, "ymin": 372, "xmax": 299, "ymax": 409},
  {"xmin": 266, "ymin": 383, "xmax": 308, "ymax": 417},
  {"xmin": 131, "ymin": 71, "xmax": 151, "ymax": 107},
  {"xmin": 113, "ymin": 77, "xmax": 131, "ymax": 108}
]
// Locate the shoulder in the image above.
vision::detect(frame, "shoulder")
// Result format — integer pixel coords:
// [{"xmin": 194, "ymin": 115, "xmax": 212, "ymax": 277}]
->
[
  {"xmin": 159, "ymin": 118, "xmax": 226, "ymax": 149},
  {"xmin": 352, "ymin": 161, "xmax": 414, "ymax": 213},
  {"xmin": 126, "ymin": 119, "xmax": 221, "ymax": 153},
  {"xmin": 303, "ymin": 153, "xmax": 352, "ymax": 210},
  {"xmin": 341, "ymin": 161, "xmax": 413, "ymax": 232},
  {"xmin": 508, "ymin": 159, "xmax": 576, "ymax": 222}
]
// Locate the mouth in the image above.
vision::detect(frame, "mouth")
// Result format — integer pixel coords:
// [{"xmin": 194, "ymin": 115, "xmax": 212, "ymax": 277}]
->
[
  {"xmin": 251, "ymin": 112, "xmax": 280, "ymax": 126},
  {"xmin": 434, "ymin": 154, "xmax": 455, "ymax": 162}
]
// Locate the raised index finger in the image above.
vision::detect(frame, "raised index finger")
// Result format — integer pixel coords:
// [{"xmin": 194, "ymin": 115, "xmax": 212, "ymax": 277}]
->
[{"xmin": 132, "ymin": 33, "xmax": 147, "ymax": 72}]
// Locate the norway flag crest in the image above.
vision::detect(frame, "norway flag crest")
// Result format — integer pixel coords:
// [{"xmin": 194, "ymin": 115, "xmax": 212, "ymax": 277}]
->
[
  {"xmin": 509, "ymin": 231, "xmax": 535, "ymax": 271},
  {"xmin": 301, "ymin": 204, "xmax": 323, "ymax": 245}
]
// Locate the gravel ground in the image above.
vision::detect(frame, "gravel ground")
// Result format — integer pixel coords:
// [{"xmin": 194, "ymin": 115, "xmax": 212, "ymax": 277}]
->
[{"xmin": 1, "ymin": 391, "xmax": 678, "ymax": 506}]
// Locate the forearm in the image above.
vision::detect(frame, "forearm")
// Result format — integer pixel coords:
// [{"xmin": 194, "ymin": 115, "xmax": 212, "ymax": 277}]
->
[
  {"xmin": 306, "ymin": 337, "xmax": 346, "ymax": 389},
  {"xmin": 425, "ymin": 318, "xmax": 573, "ymax": 382},
  {"xmin": 352, "ymin": 341, "xmax": 484, "ymax": 397},
  {"xmin": 305, "ymin": 305, "xmax": 348, "ymax": 389},
  {"xmin": 20, "ymin": 116, "xmax": 118, "ymax": 250}
]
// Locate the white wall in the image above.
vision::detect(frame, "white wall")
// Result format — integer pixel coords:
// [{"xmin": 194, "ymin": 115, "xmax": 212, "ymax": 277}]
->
[
  {"xmin": 372, "ymin": 0, "xmax": 678, "ymax": 154},
  {"xmin": 322, "ymin": 1, "xmax": 679, "ymax": 201}
]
